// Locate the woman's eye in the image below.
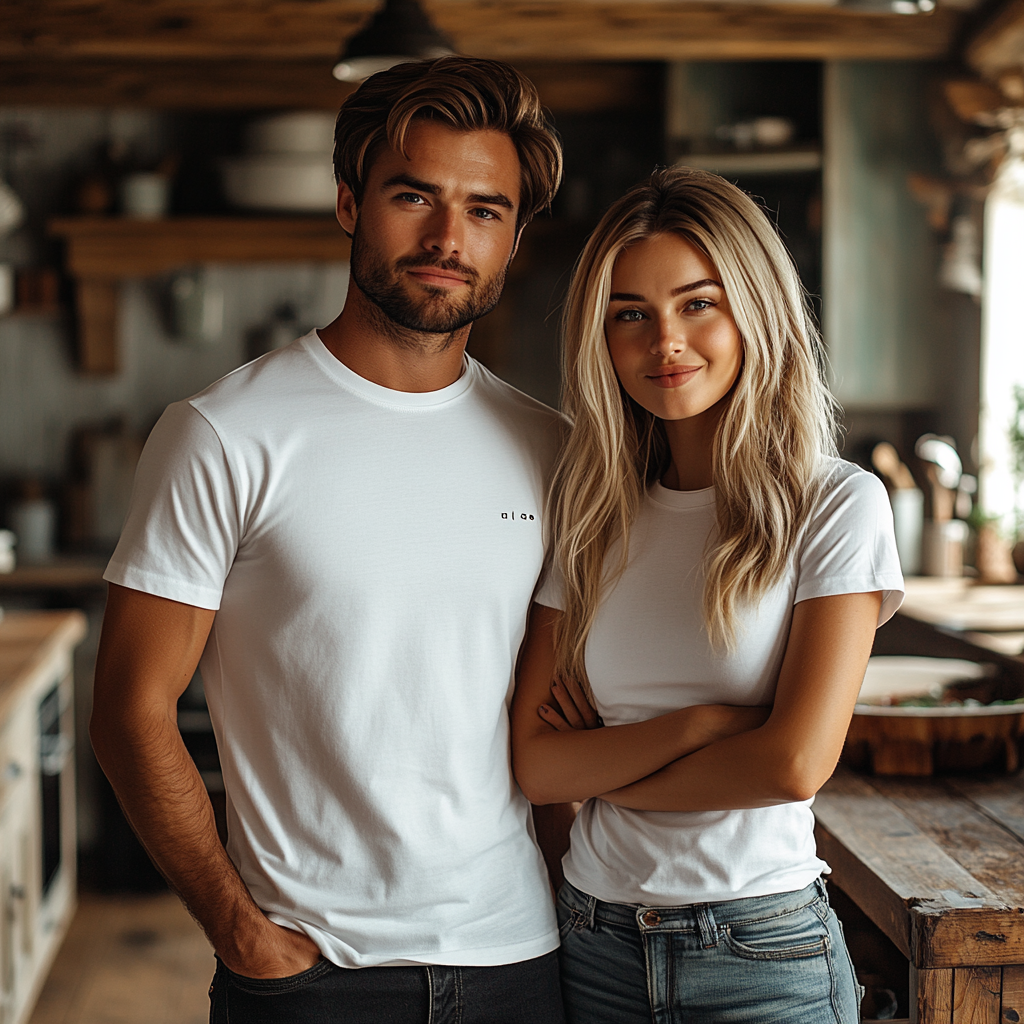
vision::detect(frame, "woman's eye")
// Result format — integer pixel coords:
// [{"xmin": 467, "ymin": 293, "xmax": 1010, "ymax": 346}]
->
[
  {"xmin": 685, "ymin": 298, "xmax": 715, "ymax": 312},
  {"xmin": 614, "ymin": 309, "xmax": 646, "ymax": 323}
]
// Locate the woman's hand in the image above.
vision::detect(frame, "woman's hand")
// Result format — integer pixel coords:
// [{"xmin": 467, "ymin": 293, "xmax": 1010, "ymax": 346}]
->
[{"xmin": 539, "ymin": 676, "xmax": 602, "ymax": 731}]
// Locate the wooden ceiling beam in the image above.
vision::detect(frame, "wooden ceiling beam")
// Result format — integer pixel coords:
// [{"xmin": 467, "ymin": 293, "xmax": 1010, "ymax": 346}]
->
[
  {"xmin": 0, "ymin": 59, "xmax": 660, "ymax": 110},
  {"xmin": 0, "ymin": 1, "xmax": 962, "ymax": 65},
  {"xmin": 966, "ymin": 0, "xmax": 1024, "ymax": 78}
]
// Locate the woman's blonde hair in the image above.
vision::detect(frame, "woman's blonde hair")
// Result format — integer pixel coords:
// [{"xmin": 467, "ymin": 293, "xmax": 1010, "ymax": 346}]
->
[{"xmin": 550, "ymin": 166, "xmax": 838, "ymax": 687}]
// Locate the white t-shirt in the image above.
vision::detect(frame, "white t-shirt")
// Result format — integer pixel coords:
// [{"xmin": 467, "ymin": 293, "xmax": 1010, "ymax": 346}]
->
[
  {"xmin": 105, "ymin": 331, "xmax": 563, "ymax": 968},
  {"xmin": 536, "ymin": 459, "xmax": 903, "ymax": 907}
]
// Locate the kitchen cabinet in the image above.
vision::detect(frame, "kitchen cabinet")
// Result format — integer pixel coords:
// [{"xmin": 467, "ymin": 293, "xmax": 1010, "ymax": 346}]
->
[
  {"xmin": 49, "ymin": 216, "xmax": 351, "ymax": 375},
  {"xmin": 0, "ymin": 611, "xmax": 86, "ymax": 1024}
]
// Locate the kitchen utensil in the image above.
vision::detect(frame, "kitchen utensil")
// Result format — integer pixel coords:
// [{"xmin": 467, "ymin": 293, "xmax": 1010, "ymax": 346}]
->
[
  {"xmin": 871, "ymin": 442, "xmax": 916, "ymax": 490},
  {"xmin": 915, "ymin": 434, "xmax": 962, "ymax": 491}
]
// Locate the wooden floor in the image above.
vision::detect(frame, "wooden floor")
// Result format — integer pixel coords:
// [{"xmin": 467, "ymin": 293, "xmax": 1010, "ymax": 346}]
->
[{"xmin": 28, "ymin": 891, "xmax": 214, "ymax": 1024}]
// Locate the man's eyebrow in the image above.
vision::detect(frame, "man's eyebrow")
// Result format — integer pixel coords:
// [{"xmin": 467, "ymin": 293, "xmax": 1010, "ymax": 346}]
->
[
  {"xmin": 468, "ymin": 192, "xmax": 514, "ymax": 210},
  {"xmin": 379, "ymin": 174, "xmax": 440, "ymax": 195}
]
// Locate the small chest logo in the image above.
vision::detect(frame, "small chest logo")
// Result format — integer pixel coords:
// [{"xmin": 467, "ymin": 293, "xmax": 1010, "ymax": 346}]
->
[{"xmin": 502, "ymin": 511, "xmax": 536, "ymax": 521}]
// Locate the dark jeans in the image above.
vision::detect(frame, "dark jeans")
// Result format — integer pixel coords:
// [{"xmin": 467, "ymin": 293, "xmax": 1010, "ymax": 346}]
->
[{"xmin": 209, "ymin": 950, "xmax": 565, "ymax": 1024}]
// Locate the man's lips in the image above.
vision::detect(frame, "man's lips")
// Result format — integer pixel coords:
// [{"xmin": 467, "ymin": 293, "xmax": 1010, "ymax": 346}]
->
[
  {"xmin": 646, "ymin": 365, "xmax": 701, "ymax": 388},
  {"xmin": 405, "ymin": 268, "xmax": 470, "ymax": 288}
]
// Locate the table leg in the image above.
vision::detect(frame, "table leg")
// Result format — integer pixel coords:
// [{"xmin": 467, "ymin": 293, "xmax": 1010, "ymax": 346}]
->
[
  {"xmin": 952, "ymin": 966, "xmax": 1000, "ymax": 1024},
  {"xmin": 911, "ymin": 966, "xmax": 953, "ymax": 1023},
  {"xmin": 1000, "ymin": 966, "xmax": 1023, "ymax": 1023}
]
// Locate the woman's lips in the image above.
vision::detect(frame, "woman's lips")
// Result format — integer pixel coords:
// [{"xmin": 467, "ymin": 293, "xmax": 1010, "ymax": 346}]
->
[{"xmin": 646, "ymin": 365, "xmax": 701, "ymax": 388}]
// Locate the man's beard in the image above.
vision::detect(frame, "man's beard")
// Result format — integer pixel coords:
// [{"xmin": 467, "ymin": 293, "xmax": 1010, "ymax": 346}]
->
[{"xmin": 349, "ymin": 224, "xmax": 507, "ymax": 342}]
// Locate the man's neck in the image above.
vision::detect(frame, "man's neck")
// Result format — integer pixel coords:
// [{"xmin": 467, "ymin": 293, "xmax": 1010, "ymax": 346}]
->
[{"xmin": 317, "ymin": 285, "xmax": 471, "ymax": 393}]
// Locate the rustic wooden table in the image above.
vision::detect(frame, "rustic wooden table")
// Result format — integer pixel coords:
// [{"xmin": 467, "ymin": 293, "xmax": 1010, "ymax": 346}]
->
[{"xmin": 814, "ymin": 765, "xmax": 1024, "ymax": 1024}]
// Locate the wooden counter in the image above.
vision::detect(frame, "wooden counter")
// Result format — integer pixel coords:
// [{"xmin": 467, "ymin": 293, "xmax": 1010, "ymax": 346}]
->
[
  {"xmin": 0, "ymin": 610, "xmax": 86, "ymax": 1024},
  {"xmin": 815, "ymin": 765, "xmax": 1024, "ymax": 1024}
]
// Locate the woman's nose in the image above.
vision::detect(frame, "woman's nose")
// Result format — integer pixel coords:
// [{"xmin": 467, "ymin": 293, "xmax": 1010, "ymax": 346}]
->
[{"xmin": 649, "ymin": 321, "xmax": 684, "ymax": 356}]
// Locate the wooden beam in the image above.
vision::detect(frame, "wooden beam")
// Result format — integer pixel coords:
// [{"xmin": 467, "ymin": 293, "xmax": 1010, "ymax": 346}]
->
[
  {"xmin": 0, "ymin": 59, "xmax": 357, "ymax": 109},
  {"xmin": 0, "ymin": 1, "xmax": 963, "ymax": 66},
  {"xmin": 0, "ymin": 58, "xmax": 658, "ymax": 111},
  {"xmin": 967, "ymin": 0, "xmax": 1024, "ymax": 79}
]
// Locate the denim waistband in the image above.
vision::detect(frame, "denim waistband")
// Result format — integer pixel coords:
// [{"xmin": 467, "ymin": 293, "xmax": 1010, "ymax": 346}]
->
[{"xmin": 560, "ymin": 877, "xmax": 827, "ymax": 943}]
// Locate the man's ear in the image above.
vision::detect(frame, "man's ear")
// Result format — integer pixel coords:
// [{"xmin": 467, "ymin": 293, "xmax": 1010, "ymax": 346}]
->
[
  {"xmin": 509, "ymin": 226, "xmax": 523, "ymax": 263},
  {"xmin": 336, "ymin": 181, "xmax": 357, "ymax": 238}
]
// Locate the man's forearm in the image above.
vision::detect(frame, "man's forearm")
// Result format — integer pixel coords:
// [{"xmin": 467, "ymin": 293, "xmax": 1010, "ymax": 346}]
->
[{"xmin": 91, "ymin": 704, "xmax": 274, "ymax": 962}]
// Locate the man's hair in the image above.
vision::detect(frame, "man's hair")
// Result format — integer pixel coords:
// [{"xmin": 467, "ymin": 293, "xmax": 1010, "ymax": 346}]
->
[{"xmin": 334, "ymin": 56, "xmax": 562, "ymax": 230}]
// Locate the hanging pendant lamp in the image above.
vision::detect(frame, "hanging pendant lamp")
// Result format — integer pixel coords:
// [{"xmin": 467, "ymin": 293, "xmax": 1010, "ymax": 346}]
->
[{"xmin": 332, "ymin": 0, "xmax": 457, "ymax": 83}]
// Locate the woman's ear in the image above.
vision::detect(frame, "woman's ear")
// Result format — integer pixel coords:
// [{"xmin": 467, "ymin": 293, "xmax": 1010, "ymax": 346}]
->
[{"xmin": 336, "ymin": 181, "xmax": 357, "ymax": 238}]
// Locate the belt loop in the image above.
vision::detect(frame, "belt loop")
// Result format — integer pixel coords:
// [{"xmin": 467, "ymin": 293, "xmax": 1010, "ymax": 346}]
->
[
  {"xmin": 583, "ymin": 892, "xmax": 597, "ymax": 929},
  {"xmin": 695, "ymin": 903, "xmax": 718, "ymax": 948}
]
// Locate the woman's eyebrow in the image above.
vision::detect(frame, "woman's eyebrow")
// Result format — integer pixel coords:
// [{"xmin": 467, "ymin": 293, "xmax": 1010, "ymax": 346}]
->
[
  {"xmin": 671, "ymin": 278, "xmax": 722, "ymax": 296},
  {"xmin": 609, "ymin": 279, "xmax": 723, "ymax": 304}
]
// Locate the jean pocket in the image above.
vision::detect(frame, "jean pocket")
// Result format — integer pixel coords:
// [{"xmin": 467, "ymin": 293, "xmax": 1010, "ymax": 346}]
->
[
  {"xmin": 723, "ymin": 902, "xmax": 830, "ymax": 962},
  {"xmin": 223, "ymin": 957, "xmax": 334, "ymax": 995}
]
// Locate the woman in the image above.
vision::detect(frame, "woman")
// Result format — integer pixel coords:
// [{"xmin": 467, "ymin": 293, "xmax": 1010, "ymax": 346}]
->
[{"xmin": 511, "ymin": 167, "xmax": 904, "ymax": 1024}]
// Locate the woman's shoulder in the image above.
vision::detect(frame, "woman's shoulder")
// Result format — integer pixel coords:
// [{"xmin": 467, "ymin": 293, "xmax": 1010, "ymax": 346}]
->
[{"xmin": 800, "ymin": 458, "xmax": 893, "ymax": 544}]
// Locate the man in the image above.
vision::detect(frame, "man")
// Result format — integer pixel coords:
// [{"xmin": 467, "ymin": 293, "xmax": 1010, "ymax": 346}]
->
[{"xmin": 91, "ymin": 57, "xmax": 568, "ymax": 1023}]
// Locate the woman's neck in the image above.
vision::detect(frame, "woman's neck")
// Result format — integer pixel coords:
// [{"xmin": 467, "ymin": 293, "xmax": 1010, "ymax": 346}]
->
[{"xmin": 661, "ymin": 399, "xmax": 727, "ymax": 492}]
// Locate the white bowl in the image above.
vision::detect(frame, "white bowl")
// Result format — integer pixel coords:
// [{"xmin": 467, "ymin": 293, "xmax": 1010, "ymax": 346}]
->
[
  {"xmin": 221, "ymin": 154, "xmax": 338, "ymax": 213},
  {"xmin": 854, "ymin": 656, "xmax": 1022, "ymax": 717},
  {"xmin": 245, "ymin": 112, "xmax": 336, "ymax": 155}
]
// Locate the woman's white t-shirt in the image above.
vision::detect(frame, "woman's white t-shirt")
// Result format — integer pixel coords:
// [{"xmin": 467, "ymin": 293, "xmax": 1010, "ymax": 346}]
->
[{"xmin": 536, "ymin": 459, "xmax": 904, "ymax": 907}]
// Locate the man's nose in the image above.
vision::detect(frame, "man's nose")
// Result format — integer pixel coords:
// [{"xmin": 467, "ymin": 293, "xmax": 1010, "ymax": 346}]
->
[{"xmin": 421, "ymin": 207, "xmax": 462, "ymax": 258}]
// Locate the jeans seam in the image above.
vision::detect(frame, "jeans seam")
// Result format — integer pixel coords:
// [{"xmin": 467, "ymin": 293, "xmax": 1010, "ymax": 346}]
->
[
  {"xmin": 427, "ymin": 966, "xmax": 436, "ymax": 1024},
  {"xmin": 815, "ymin": 899, "xmax": 844, "ymax": 1024}
]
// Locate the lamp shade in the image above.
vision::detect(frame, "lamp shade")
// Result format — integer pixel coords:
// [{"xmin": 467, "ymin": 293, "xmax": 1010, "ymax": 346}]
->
[{"xmin": 333, "ymin": 0, "xmax": 456, "ymax": 82}]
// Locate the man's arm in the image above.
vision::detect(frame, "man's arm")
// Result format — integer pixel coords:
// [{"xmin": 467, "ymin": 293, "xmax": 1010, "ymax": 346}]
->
[
  {"xmin": 90, "ymin": 583, "xmax": 322, "ymax": 978},
  {"xmin": 599, "ymin": 592, "xmax": 882, "ymax": 811}
]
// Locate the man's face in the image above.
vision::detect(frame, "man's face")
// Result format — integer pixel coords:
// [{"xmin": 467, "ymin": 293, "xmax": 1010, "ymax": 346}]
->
[{"xmin": 340, "ymin": 121, "xmax": 522, "ymax": 338}]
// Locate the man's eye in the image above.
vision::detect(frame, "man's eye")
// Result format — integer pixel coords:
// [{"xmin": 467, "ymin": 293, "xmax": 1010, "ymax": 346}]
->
[
  {"xmin": 472, "ymin": 208, "xmax": 498, "ymax": 220},
  {"xmin": 396, "ymin": 193, "xmax": 426, "ymax": 204}
]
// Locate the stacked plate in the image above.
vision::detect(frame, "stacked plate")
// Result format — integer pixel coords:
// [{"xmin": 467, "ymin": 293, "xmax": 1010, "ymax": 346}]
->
[{"xmin": 222, "ymin": 112, "xmax": 338, "ymax": 213}]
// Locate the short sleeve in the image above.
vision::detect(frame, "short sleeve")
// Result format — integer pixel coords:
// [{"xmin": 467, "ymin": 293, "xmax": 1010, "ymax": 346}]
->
[
  {"xmin": 103, "ymin": 401, "xmax": 241, "ymax": 610},
  {"xmin": 794, "ymin": 463, "xmax": 905, "ymax": 626},
  {"xmin": 534, "ymin": 558, "xmax": 566, "ymax": 610}
]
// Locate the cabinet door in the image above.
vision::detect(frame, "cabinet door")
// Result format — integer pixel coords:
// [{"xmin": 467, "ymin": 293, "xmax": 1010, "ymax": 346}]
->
[{"xmin": 0, "ymin": 781, "xmax": 34, "ymax": 1024}]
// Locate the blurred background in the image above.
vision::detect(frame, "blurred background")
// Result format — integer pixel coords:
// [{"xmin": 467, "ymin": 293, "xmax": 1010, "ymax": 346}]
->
[{"xmin": 2, "ymin": 2, "xmax": 1024, "ymax": 1022}]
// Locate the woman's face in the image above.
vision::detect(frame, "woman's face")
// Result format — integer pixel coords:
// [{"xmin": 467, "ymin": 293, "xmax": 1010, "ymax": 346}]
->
[{"xmin": 605, "ymin": 232, "xmax": 743, "ymax": 426}]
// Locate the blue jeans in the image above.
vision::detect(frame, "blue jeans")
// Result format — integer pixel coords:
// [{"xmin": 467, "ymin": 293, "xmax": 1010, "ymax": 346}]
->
[
  {"xmin": 209, "ymin": 950, "xmax": 565, "ymax": 1023},
  {"xmin": 556, "ymin": 877, "xmax": 861, "ymax": 1024}
]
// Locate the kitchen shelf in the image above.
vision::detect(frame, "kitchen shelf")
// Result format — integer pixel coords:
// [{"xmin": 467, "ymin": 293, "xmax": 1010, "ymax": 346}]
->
[
  {"xmin": 674, "ymin": 148, "xmax": 822, "ymax": 176},
  {"xmin": 48, "ymin": 217, "xmax": 351, "ymax": 375}
]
